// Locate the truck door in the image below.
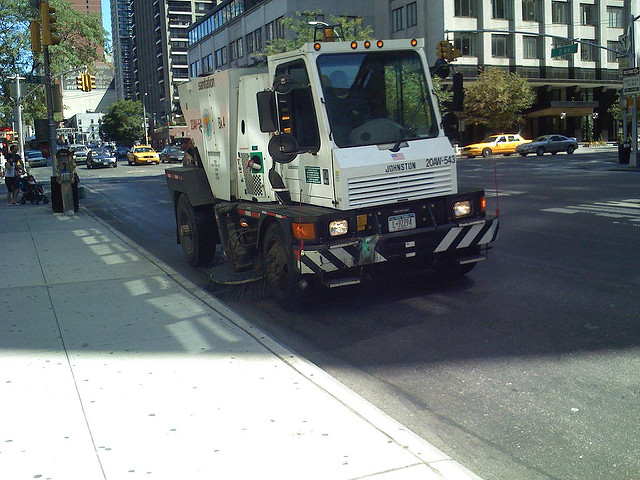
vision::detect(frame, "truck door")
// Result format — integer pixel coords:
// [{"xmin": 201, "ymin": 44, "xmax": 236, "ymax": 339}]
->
[{"xmin": 273, "ymin": 60, "xmax": 334, "ymax": 208}]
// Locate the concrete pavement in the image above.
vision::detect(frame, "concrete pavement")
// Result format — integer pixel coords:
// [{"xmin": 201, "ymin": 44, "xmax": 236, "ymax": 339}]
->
[{"xmin": 0, "ymin": 195, "xmax": 483, "ymax": 480}]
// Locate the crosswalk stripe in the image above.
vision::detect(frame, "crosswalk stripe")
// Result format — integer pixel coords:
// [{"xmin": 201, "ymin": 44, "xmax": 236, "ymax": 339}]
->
[{"xmin": 542, "ymin": 198, "xmax": 640, "ymax": 224}]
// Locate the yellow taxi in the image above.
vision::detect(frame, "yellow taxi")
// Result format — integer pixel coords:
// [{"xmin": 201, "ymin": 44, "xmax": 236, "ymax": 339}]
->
[
  {"xmin": 461, "ymin": 133, "xmax": 531, "ymax": 158},
  {"xmin": 127, "ymin": 145, "xmax": 160, "ymax": 165}
]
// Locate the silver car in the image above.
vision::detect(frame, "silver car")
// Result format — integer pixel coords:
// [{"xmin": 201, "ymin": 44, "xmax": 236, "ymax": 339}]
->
[
  {"xmin": 516, "ymin": 135, "xmax": 578, "ymax": 156},
  {"xmin": 25, "ymin": 150, "xmax": 48, "ymax": 167}
]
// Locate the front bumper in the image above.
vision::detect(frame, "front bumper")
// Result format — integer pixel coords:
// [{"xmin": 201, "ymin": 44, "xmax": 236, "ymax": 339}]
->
[{"xmin": 296, "ymin": 217, "xmax": 499, "ymax": 275}]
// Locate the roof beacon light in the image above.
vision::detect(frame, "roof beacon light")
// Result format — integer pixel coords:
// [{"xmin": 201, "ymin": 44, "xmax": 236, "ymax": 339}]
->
[
  {"xmin": 411, "ymin": 39, "xmax": 418, "ymax": 47},
  {"xmin": 350, "ymin": 41, "xmax": 358, "ymax": 49},
  {"xmin": 376, "ymin": 40, "xmax": 384, "ymax": 48},
  {"xmin": 364, "ymin": 40, "xmax": 371, "ymax": 49}
]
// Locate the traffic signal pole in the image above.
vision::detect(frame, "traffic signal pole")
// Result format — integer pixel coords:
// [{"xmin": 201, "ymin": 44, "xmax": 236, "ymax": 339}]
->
[{"xmin": 39, "ymin": 0, "xmax": 74, "ymax": 214}]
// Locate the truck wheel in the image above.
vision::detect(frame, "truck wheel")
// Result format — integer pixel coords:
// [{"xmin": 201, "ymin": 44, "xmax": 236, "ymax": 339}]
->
[
  {"xmin": 177, "ymin": 194, "xmax": 215, "ymax": 267},
  {"xmin": 263, "ymin": 224, "xmax": 309, "ymax": 310}
]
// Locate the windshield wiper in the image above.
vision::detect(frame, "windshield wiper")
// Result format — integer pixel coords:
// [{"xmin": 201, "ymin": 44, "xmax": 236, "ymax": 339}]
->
[{"xmin": 390, "ymin": 95, "xmax": 427, "ymax": 152}]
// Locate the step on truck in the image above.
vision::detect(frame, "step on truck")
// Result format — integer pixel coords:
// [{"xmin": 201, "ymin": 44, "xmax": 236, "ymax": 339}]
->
[{"xmin": 166, "ymin": 35, "xmax": 499, "ymax": 310}]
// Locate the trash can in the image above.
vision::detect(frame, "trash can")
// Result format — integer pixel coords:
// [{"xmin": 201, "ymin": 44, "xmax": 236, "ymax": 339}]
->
[{"xmin": 618, "ymin": 143, "xmax": 631, "ymax": 164}]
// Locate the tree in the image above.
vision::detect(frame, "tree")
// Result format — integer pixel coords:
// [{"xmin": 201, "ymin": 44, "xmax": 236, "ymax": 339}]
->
[
  {"xmin": 99, "ymin": 100, "xmax": 144, "ymax": 144},
  {"xmin": 0, "ymin": 0, "xmax": 106, "ymax": 127},
  {"xmin": 262, "ymin": 10, "xmax": 374, "ymax": 59},
  {"xmin": 459, "ymin": 67, "xmax": 535, "ymax": 132}
]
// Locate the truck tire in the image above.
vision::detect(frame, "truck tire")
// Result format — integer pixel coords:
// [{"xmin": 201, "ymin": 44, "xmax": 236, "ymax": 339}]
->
[
  {"xmin": 176, "ymin": 194, "xmax": 215, "ymax": 267},
  {"xmin": 263, "ymin": 224, "xmax": 309, "ymax": 310}
]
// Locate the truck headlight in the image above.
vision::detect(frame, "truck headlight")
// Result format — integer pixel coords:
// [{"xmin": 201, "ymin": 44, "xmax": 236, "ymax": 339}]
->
[
  {"xmin": 329, "ymin": 219, "xmax": 348, "ymax": 236},
  {"xmin": 453, "ymin": 200, "xmax": 472, "ymax": 218}
]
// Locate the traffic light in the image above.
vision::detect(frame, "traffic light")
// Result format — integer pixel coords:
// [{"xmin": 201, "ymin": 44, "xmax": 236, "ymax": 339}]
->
[
  {"xmin": 452, "ymin": 72, "xmax": 464, "ymax": 111},
  {"xmin": 29, "ymin": 21, "xmax": 41, "ymax": 54},
  {"xmin": 437, "ymin": 41, "xmax": 462, "ymax": 62},
  {"xmin": 77, "ymin": 74, "xmax": 87, "ymax": 91},
  {"xmin": 88, "ymin": 74, "xmax": 96, "ymax": 91},
  {"xmin": 40, "ymin": 2, "xmax": 61, "ymax": 46}
]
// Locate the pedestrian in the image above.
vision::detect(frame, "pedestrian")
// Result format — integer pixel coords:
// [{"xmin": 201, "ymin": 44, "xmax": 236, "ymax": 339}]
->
[{"xmin": 4, "ymin": 145, "xmax": 21, "ymax": 205}]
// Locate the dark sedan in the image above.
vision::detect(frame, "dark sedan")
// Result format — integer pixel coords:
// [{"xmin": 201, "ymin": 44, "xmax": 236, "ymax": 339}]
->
[
  {"xmin": 115, "ymin": 146, "xmax": 130, "ymax": 161},
  {"xmin": 159, "ymin": 146, "xmax": 184, "ymax": 164},
  {"xmin": 86, "ymin": 147, "xmax": 118, "ymax": 169},
  {"xmin": 516, "ymin": 134, "xmax": 578, "ymax": 156}
]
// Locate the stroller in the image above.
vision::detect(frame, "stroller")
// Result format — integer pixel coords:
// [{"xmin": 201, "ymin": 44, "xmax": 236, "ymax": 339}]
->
[{"xmin": 20, "ymin": 174, "xmax": 50, "ymax": 205}]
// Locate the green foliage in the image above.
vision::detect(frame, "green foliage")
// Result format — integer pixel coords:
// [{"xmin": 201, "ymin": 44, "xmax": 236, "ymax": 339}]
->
[
  {"xmin": 431, "ymin": 75, "xmax": 452, "ymax": 115},
  {"xmin": 459, "ymin": 67, "xmax": 535, "ymax": 132},
  {"xmin": 0, "ymin": 0, "xmax": 106, "ymax": 127},
  {"xmin": 99, "ymin": 100, "xmax": 144, "ymax": 143},
  {"xmin": 262, "ymin": 10, "xmax": 374, "ymax": 59},
  {"xmin": 44, "ymin": 0, "xmax": 105, "ymax": 75}
]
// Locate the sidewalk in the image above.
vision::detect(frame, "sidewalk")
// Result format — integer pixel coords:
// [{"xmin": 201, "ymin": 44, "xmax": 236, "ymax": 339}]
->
[{"xmin": 0, "ymin": 200, "xmax": 483, "ymax": 480}]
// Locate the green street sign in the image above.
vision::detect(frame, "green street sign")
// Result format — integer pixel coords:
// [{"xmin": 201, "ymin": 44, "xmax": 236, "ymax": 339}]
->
[
  {"xmin": 551, "ymin": 43, "xmax": 578, "ymax": 58},
  {"xmin": 24, "ymin": 74, "xmax": 45, "ymax": 84}
]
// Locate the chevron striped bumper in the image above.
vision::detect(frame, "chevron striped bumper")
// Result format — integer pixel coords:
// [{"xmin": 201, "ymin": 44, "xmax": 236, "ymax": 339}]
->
[{"xmin": 297, "ymin": 217, "xmax": 499, "ymax": 275}]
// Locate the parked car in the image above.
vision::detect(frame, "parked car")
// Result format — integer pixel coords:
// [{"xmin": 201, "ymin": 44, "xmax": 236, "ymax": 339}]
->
[
  {"xmin": 25, "ymin": 150, "xmax": 48, "ymax": 168},
  {"xmin": 515, "ymin": 134, "xmax": 578, "ymax": 156},
  {"xmin": 159, "ymin": 145, "xmax": 184, "ymax": 164},
  {"xmin": 115, "ymin": 146, "xmax": 130, "ymax": 161},
  {"xmin": 86, "ymin": 147, "xmax": 117, "ymax": 169},
  {"xmin": 69, "ymin": 144, "xmax": 90, "ymax": 164},
  {"xmin": 127, "ymin": 145, "xmax": 160, "ymax": 165},
  {"xmin": 461, "ymin": 133, "xmax": 531, "ymax": 158}
]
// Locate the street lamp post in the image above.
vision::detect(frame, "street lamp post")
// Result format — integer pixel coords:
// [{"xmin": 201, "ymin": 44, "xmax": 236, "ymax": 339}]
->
[{"xmin": 142, "ymin": 92, "xmax": 149, "ymax": 145}]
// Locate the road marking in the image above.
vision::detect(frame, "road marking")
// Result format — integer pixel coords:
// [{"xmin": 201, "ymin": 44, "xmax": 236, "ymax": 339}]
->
[
  {"xmin": 542, "ymin": 199, "xmax": 640, "ymax": 224},
  {"xmin": 484, "ymin": 189, "xmax": 526, "ymax": 198}
]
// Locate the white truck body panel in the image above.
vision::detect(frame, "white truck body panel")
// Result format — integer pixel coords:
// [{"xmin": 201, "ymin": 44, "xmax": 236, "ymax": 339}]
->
[
  {"xmin": 178, "ymin": 68, "xmax": 264, "ymax": 202},
  {"xmin": 332, "ymin": 136, "xmax": 457, "ymax": 209}
]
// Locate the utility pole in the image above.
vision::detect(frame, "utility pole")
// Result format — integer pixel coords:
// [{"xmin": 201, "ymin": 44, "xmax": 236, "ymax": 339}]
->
[{"xmin": 10, "ymin": 76, "xmax": 25, "ymax": 161}]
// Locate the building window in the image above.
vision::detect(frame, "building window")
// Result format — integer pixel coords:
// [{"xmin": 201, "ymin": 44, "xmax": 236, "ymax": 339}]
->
[
  {"xmin": 608, "ymin": 6, "xmax": 623, "ymax": 28},
  {"xmin": 522, "ymin": 0, "xmax": 542, "ymax": 22},
  {"xmin": 215, "ymin": 47, "xmax": 227, "ymax": 68},
  {"xmin": 230, "ymin": 41, "xmax": 237, "ymax": 61},
  {"xmin": 253, "ymin": 27, "xmax": 262, "ymax": 51},
  {"xmin": 552, "ymin": 1, "xmax": 569, "ymax": 23},
  {"xmin": 492, "ymin": 0, "xmax": 511, "ymax": 19},
  {"xmin": 392, "ymin": 7, "xmax": 404, "ymax": 32},
  {"xmin": 581, "ymin": 40, "xmax": 597, "ymax": 61},
  {"xmin": 454, "ymin": 0, "xmax": 477, "ymax": 18},
  {"xmin": 202, "ymin": 54, "xmax": 213, "ymax": 73},
  {"xmin": 236, "ymin": 38, "xmax": 244, "ymax": 58},
  {"xmin": 407, "ymin": 2, "xmax": 417, "ymax": 27},
  {"xmin": 454, "ymin": 32, "xmax": 477, "ymax": 56},
  {"xmin": 246, "ymin": 32, "xmax": 254, "ymax": 54},
  {"xmin": 491, "ymin": 34, "xmax": 512, "ymax": 57},
  {"xmin": 607, "ymin": 40, "xmax": 619, "ymax": 62},
  {"xmin": 523, "ymin": 36, "xmax": 541, "ymax": 59},
  {"xmin": 581, "ymin": 3, "xmax": 598, "ymax": 26}
]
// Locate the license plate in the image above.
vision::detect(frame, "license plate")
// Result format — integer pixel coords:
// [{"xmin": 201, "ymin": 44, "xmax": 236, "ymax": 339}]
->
[{"xmin": 388, "ymin": 213, "xmax": 416, "ymax": 232}]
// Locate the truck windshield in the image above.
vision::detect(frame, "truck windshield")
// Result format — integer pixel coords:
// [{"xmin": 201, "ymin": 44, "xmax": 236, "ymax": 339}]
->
[{"xmin": 317, "ymin": 50, "xmax": 438, "ymax": 148}]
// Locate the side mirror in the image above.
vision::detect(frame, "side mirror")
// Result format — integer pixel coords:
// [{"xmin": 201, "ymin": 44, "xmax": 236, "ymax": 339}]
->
[
  {"xmin": 257, "ymin": 90, "xmax": 278, "ymax": 132},
  {"xmin": 268, "ymin": 133, "xmax": 298, "ymax": 164},
  {"xmin": 273, "ymin": 74, "xmax": 295, "ymax": 94}
]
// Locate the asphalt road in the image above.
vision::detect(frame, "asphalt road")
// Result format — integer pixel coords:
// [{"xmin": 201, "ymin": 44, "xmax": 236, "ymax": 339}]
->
[{"xmin": 69, "ymin": 149, "xmax": 640, "ymax": 480}]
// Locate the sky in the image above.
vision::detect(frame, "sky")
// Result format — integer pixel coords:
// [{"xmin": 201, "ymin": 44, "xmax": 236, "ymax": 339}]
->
[{"xmin": 101, "ymin": 0, "xmax": 111, "ymax": 42}]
